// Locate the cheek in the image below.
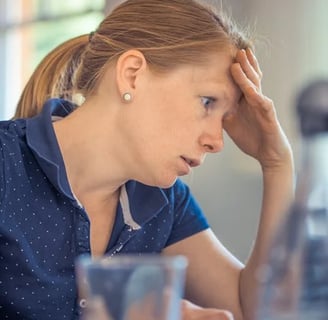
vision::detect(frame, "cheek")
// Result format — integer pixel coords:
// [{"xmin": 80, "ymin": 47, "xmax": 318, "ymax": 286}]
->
[{"xmin": 139, "ymin": 91, "xmax": 200, "ymax": 140}]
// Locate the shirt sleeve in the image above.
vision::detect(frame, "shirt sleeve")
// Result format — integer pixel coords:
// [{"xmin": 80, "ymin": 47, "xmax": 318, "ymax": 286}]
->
[{"xmin": 164, "ymin": 179, "xmax": 210, "ymax": 247}]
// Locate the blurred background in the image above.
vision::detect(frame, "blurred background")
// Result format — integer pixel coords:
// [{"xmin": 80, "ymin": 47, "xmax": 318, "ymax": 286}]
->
[{"xmin": 0, "ymin": 0, "xmax": 327, "ymax": 262}]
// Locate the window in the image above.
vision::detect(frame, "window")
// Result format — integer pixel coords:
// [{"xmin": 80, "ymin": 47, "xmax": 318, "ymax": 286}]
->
[{"xmin": 0, "ymin": 0, "xmax": 105, "ymax": 119}]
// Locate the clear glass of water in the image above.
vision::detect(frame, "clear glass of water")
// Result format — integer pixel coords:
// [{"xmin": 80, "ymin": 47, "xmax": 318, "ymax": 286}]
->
[{"xmin": 76, "ymin": 254, "xmax": 188, "ymax": 320}]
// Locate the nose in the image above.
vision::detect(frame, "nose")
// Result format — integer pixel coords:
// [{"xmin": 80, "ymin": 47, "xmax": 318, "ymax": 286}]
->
[{"xmin": 200, "ymin": 128, "xmax": 224, "ymax": 153}]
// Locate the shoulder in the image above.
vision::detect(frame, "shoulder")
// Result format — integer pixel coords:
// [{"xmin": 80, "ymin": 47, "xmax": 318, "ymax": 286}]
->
[
  {"xmin": 0, "ymin": 119, "xmax": 27, "ymax": 139},
  {"xmin": 126, "ymin": 180, "xmax": 209, "ymax": 250},
  {"xmin": 0, "ymin": 119, "xmax": 27, "ymax": 164},
  {"xmin": 162, "ymin": 178, "xmax": 196, "ymax": 208},
  {"xmin": 163, "ymin": 179, "xmax": 209, "ymax": 246},
  {"xmin": 0, "ymin": 119, "xmax": 27, "ymax": 193}
]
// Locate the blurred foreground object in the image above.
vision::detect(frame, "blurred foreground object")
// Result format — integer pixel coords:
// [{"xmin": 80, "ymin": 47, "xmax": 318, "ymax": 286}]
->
[
  {"xmin": 257, "ymin": 79, "xmax": 328, "ymax": 319},
  {"xmin": 76, "ymin": 254, "xmax": 187, "ymax": 320}
]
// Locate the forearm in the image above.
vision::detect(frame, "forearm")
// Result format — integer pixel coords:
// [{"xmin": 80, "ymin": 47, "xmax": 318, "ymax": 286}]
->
[{"xmin": 239, "ymin": 152, "xmax": 295, "ymax": 319}]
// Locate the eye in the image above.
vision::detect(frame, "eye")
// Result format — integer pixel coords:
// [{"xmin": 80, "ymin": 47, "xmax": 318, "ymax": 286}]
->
[{"xmin": 200, "ymin": 96, "xmax": 216, "ymax": 109}]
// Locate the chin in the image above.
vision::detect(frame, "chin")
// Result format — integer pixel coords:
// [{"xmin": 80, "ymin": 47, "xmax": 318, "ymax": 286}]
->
[
  {"xmin": 158, "ymin": 179, "xmax": 178, "ymax": 189},
  {"xmin": 143, "ymin": 175, "xmax": 178, "ymax": 189}
]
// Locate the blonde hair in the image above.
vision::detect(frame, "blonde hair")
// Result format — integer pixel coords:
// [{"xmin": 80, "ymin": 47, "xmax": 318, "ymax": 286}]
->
[
  {"xmin": 76, "ymin": 0, "xmax": 252, "ymax": 97},
  {"xmin": 14, "ymin": 35, "xmax": 88, "ymax": 119},
  {"xmin": 15, "ymin": 0, "xmax": 252, "ymax": 118}
]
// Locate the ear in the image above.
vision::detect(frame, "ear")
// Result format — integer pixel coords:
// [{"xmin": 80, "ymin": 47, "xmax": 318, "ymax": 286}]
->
[{"xmin": 116, "ymin": 49, "xmax": 147, "ymax": 99}]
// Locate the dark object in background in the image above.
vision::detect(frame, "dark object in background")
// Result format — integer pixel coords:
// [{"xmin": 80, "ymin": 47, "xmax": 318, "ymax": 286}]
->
[
  {"xmin": 256, "ymin": 79, "xmax": 328, "ymax": 320},
  {"xmin": 296, "ymin": 79, "xmax": 328, "ymax": 136}
]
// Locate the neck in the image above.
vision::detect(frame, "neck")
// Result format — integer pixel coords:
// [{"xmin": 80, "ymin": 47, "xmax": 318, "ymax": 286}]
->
[{"xmin": 52, "ymin": 103, "xmax": 128, "ymax": 201}]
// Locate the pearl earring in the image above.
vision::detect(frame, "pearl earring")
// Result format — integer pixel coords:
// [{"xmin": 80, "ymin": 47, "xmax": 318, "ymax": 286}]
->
[{"xmin": 123, "ymin": 92, "xmax": 132, "ymax": 102}]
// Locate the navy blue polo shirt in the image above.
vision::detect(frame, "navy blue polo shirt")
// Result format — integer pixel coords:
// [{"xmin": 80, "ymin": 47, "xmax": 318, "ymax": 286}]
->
[{"xmin": 0, "ymin": 99, "xmax": 209, "ymax": 320}]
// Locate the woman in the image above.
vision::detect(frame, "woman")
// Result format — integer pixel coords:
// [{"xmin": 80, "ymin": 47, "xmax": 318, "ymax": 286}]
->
[{"xmin": 0, "ymin": 0, "xmax": 294, "ymax": 319}]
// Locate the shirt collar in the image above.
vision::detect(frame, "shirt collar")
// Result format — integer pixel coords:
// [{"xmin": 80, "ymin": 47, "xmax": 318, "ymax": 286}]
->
[
  {"xmin": 120, "ymin": 181, "xmax": 169, "ymax": 229},
  {"xmin": 26, "ymin": 98, "xmax": 75, "ymax": 201},
  {"xmin": 25, "ymin": 98, "xmax": 169, "ymax": 227}
]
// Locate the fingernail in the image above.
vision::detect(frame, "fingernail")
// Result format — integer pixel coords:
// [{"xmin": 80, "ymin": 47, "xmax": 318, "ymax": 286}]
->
[{"xmin": 247, "ymin": 47, "xmax": 254, "ymax": 55}]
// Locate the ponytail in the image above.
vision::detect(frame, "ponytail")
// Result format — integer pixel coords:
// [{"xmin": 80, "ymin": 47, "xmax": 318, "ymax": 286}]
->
[{"xmin": 14, "ymin": 34, "xmax": 88, "ymax": 119}]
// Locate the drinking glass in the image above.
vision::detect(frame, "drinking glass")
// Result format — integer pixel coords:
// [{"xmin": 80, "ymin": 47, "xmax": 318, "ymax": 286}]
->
[{"xmin": 76, "ymin": 254, "xmax": 188, "ymax": 320}]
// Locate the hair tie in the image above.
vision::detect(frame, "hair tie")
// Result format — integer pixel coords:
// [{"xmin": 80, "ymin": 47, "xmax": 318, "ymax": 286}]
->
[{"xmin": 89, "ymin": 31, "xmax": 95, "ymax": 42}]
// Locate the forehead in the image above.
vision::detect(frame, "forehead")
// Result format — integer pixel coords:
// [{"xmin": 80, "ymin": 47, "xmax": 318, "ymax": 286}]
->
[
  {"xmin": 148, "ymin": 49, "xmax": 241, "ymax": 104},
  {"xmin": 188, "ymin": 51, "xmax": 241, "ymax": 101}
]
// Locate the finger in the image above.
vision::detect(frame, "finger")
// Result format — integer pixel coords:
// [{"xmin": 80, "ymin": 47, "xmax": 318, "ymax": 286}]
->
[
  {"xmin": 235, "ymin": 50, "xmax": 261, "ymax": 88},
  {"xmin": 208, "ymin": 310, "xmax": 234, "ymax": 320},
  {"xmin": 231, "ymin": 62, "xmax": 260, "ymax": 102},
  {"xmin": 181, "ymin": 300, "xmax": 234, "ymax": 320},
  {"xmin": 231, "ymin": 63, "xmax": 272, "ymax": 112},
  {"xmin": 191, "ymin": 309, "xmax": 234, "ymax": 320},
  {"xmin": 245, "ymin": 48, "xmax": 263, "ymax": 79},
  {"xmin": 231, "ymin": 63, "xmax": 274, "ymax": 112}
]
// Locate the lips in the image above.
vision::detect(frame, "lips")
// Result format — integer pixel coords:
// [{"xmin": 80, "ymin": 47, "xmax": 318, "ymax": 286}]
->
[{"xmin": 181, "ymin": 156, "xmax": 201, "ymax": 168}]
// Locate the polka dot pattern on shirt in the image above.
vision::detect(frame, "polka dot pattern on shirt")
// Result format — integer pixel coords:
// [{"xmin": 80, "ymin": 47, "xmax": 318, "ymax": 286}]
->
[{"xmin": 0, "ymin": 99, "xmax": 209, "ymax": 319}]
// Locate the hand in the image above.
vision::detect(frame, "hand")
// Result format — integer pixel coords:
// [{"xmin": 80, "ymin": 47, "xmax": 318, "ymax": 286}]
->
[
  {"xmin": 123, "ymin": 297, "xmax": 233, "ymax": 320},
  {"xmin": 181, "ymin": 299, "xmax": 233, "ymax": 320},
  {"xmin": 224, "ymin": 48, "xmax": 292, "ymax": 170}
]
